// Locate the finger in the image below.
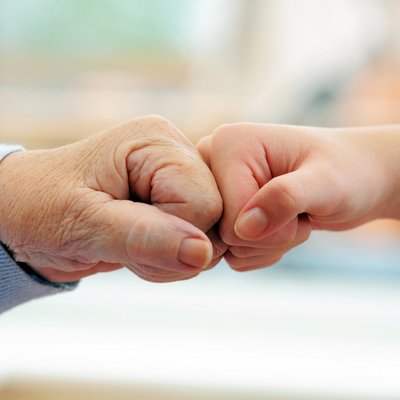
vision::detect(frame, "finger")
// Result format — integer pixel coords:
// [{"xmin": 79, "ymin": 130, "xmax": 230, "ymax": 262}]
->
[
  {"xmin": 128, "ymin": 263, "xmax": 199, "ymax": 283},
  {"xmin": 194, "ymin": 227, "xmax": 226, "ymax": 271},
  {"xmin": 235, "ymin": 167, "xmax": 329, "ymax": 241},
  {"xmin": 129, "ymin": 264, "xmax": 199, "ymax": 283},
  {"xmin": 125, "ymin": 117, "xmax": 223, "ymax": 232},
  {"xmin": 207, "ymin": 225, "xmax": 228, "ymax": 261},
  {"xmin": 225, "ymin": 251, "xmax": 283, "ymax": 271},
  {"xmin": 229, "ymin": 216, "xmax": 311, "ymax": 257},
  {"xmin": 198, "ymin": 131, "xmax": 272, "ymax": 247},
  {"xmin": 73, "ymin": 193, "xmax": 213, "ymax": 274}
]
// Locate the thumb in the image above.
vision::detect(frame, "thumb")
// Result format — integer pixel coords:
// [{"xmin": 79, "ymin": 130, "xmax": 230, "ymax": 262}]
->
[
  {"xmin": 77, "ymin": 195, "xmax": 213, "ymax": 272},
  {"xmin": 234, "ymin": 167, "xmax": 330, "ymax": 240}
]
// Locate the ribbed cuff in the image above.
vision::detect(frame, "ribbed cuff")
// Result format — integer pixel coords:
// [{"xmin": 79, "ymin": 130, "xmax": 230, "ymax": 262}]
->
[
  {"xmin": 0, "ymin": 145, "xmax": 25, "ymax": 162},
  {"xmin": 0, "ymin": 244, "xmax": 78, "ymax": 314},
  {"xmin": 0, "ymin": 145, "xmax": 78, "ymax": 313}
]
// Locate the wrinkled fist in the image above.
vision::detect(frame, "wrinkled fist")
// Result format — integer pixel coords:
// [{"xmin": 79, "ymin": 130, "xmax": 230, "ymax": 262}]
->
[{"xmin": 0, "ymin": 116, "xmax": 224, "ymax": 283}]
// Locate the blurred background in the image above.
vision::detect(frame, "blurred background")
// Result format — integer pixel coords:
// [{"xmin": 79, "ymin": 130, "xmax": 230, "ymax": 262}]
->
[{"xmin": 1, "ymin": 0, "xmax": 400, "ymax": 399}]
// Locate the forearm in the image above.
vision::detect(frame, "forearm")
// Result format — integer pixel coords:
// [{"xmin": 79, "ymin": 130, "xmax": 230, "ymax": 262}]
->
[
  {"xmin": 0, "ymin": 146, "xmax": 25, "ymax": 245},
  {"xmin": 333, "ymin": 125, "xmax": 400, "ymax": 220},
  {"xmin": 0, "ymin": 145, "xmax": 78, "ymax": 313},
  {"xmin": 375, "ymin": 126, "xmax": 400, "ymax": 219}
]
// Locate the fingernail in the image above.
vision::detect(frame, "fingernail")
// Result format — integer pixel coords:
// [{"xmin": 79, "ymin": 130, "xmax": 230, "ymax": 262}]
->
[
  {"xmin": 178, "ymin": 238, "xmax": 212, "ymax": 269},
  {"xmin": 235, "ymin": 207, "xmax": 269, "ymax": 240}
]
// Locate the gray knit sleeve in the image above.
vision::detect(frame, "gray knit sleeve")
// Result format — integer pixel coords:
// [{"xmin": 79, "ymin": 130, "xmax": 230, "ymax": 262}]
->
[
  {"xmin": 0, "ymin": 145, "xmax": 78, "ymax": 314},
  {"xmin": 0, "ymin": 244, "xmax": 77, "ymax": 313}
]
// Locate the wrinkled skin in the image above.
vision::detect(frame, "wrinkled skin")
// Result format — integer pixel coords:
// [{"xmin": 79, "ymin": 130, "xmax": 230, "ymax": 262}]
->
[{"xmin": 0, "ymin": 115, "xmax": 226, "ymax": 282}]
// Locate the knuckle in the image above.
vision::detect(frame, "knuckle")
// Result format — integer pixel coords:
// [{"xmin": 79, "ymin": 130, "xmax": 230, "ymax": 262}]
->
[
  {"xmin": 212, "ymin": 122, "xmax": 251, "ymax": 144},
  {"xmin": 140, "ymin": 115, "xmax": 191, "ymax": 147},
  {"xmin": 212, "ymin": 124, "xmax": 236, "ymax": 146},
  {"xmin": 213, "ymin": 123, "xmax": 233, "ymax": 136},
  {"xmin": 196, "ymin": 135, "xmax": 211, "ymax": 151},
  {"xmin": 121, "ymin": 115, "xmax": 178, "ymax": 142},
  {"xmin": 203, "ymin": 197, "xmax": 223, "ymax": 227},
  {"xmin": 141, "ymin": 114, "xmax": 170, "ymax": 127}
]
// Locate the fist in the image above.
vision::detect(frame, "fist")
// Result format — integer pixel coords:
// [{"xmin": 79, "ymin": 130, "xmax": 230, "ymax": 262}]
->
[
  {"xmin": 0, "ymin": 116, "xmax": 224, "ymax": 283},
  {"xmin": 198, "ymin": 123, "xmax": 390, "ymax": 271}
]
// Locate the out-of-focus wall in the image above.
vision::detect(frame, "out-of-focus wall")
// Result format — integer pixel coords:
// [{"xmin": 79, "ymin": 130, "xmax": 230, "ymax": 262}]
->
[{"xmin": 1, "ymin": 0, "xmax": 398, "ymax": 148}]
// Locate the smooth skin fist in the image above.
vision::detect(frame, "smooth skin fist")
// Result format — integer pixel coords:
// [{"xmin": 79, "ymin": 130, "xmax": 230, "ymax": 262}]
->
[
  {"xmin": 198, "ymin": 123, "xmax": 400, "ymax": 271},
  {"xmin": 0, "ymin": 115, "xmax": 225, "ymax": 283}
]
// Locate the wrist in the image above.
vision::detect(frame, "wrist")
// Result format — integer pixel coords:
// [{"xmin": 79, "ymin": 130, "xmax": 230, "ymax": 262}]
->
[
  {"xmin": 335, "ymin": 126, "xmax": 400, "ymax": 220},
  {"xmin": 0, "ymin": 149, "xmax": 23, "ymax": 244},
  {"xmin": 378, "ymin": 127, "xmax": 400, "ymax": 219}
]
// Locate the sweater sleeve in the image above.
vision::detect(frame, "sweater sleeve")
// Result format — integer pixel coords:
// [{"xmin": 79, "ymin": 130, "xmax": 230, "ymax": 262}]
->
[
  {"xmin": 0, "ymin": 145, "xmax": 78, "ymax": 314},
  {"xmin": 0, "ymin": 244, "xmax": 78, "ymax": 313}
]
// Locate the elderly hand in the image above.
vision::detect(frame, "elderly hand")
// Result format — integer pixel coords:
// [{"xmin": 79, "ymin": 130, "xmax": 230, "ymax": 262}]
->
[
  {"xmin": 0, "ymin": 116, "xmax": 224, "ymax": 283},
  {"xmin": 198, "ymin": 123, "xmax": 400, "ymax": 271}
]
